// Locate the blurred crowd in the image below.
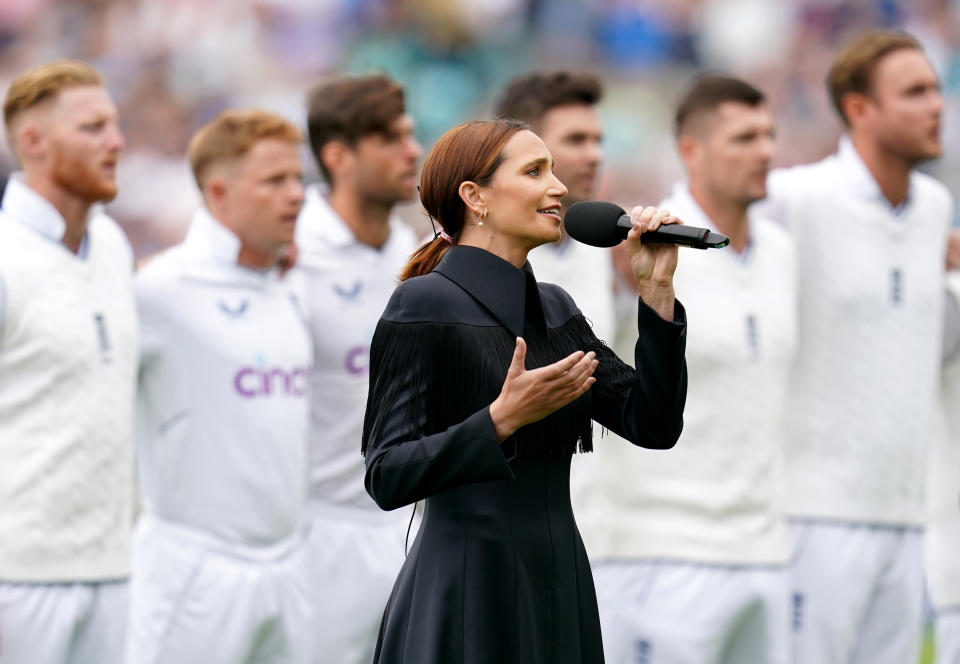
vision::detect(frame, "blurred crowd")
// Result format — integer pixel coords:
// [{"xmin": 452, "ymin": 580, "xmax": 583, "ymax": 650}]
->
[{"xmin": 2, "ymin": 0, "xmax": 960, "ymax": 255}]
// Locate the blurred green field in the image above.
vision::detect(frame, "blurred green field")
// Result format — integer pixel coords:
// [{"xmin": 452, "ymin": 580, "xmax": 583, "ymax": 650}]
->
[{"xmin": 922, "ymin": 625, "xmax": 935, "ymax": 664}]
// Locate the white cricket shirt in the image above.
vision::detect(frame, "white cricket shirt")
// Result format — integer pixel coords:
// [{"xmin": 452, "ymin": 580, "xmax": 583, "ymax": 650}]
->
[
  {"xmin": 574, "ymin": 184, "xmax": 798, "ymax": 564},
  {"xmin": 295, "ymin": 186, "xmax": 417, "ymax": 512},
  {"xmin": 763, "ymin": 137, "xmax": 953, "ymax": 526},
  {"xmin": 136, "ymin": 208, "xmax": 312, "ymax": 546}
]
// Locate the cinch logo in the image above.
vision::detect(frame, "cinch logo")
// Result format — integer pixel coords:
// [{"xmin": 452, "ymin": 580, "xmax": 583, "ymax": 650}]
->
[
  {"xmin": 345, "ymin": 345, "xmax": 369, "ymax": 376},
  {"xmin": 234, "ymin": 367, "xmax": 309, "ymax": 398}
]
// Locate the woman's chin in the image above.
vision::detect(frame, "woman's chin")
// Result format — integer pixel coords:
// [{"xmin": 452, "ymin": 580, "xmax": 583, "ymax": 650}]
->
[
  {"xmin": 542, "ymin": 224, "xmax": 563, "ymax": 243},
  {"xmin": 521, "ymin": 225, "xmax": 563, "ymax": 251}
]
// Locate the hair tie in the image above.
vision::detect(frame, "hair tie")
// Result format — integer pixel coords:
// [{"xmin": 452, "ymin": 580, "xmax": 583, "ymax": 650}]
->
[{"xmin": 437, "ymin": 229, "xmax": 454, "ymax": 244}]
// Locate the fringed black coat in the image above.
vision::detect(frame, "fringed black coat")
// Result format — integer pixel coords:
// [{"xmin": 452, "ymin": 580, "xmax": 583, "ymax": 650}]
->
[{"xmin": 361, "ymin": 245, "xmax": 687, "ymax": 664}]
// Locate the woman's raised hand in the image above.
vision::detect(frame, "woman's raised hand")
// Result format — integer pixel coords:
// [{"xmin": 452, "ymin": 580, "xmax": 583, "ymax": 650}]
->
[
  {"xmin": 488, "ymin": 338, "xmax": 598, "ymax": 443},
  {"xmin": 625, "ymin": 206, "xmax": 680, "ymax": 320}
]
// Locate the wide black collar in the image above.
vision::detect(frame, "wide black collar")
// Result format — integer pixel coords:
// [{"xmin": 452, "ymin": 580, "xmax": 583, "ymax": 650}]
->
[{"xmin": 434, "ymin": 245, "xmax": 545, "ymax": 337}]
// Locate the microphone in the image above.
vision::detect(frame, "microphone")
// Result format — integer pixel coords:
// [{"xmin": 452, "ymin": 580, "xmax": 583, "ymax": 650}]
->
[{"xmin": 565, "ymin": 201, "xmax": 730, "ymax": 250}]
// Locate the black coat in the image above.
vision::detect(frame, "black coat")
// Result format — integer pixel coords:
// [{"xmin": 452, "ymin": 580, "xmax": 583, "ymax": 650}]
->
[{"xmin": 362, "ymin": 245, "xmax": 687, "ymax": 664}]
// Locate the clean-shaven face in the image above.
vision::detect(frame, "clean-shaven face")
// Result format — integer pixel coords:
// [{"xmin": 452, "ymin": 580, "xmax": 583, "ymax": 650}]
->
[
  {"xmin": 222, "ymin": 138, "xmax": 304, "ymax": 256},
  {"xmin": 480, "ymin": 130, "xmax": 569, "ymax": 251}
]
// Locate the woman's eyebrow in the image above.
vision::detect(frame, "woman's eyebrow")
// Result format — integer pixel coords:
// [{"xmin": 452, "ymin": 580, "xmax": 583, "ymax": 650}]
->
[{"xmin": 520, "ymin": 156, "xmax": 554, "ymax": 171}]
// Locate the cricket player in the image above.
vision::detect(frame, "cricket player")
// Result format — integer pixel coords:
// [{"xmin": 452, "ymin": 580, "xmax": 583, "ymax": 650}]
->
[
  {"xmin": 0, "ymin": 59, "xmax": 136, "ymax": 664},
  {"xmin": 759, "ymin": 30, "xmax": 952, "ymax": 663},
  {"xmin": 927, "ymin": 270, "xmax": 960, "ymax": 664},
  {"xmin": 296, "ymin": 73, "xmax": 421, "ymax": 663},
  {"xmin": 584, "ymin": 75, "xmax": 797, "ymax": 664},
  {"xmin": 494, "ymin": 71, "xmax": 613, "ymax": 342},
  {"xmin": 128, "ymin": 109, "xmax": 313, "ymax": 663}
]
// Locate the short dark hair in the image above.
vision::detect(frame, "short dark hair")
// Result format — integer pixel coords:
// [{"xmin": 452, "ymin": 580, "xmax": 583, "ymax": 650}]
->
[
  {"xmin": 674, "ymin": 75, "xmax": 766, "ymax": 136},
  {"xmin": 306, "ymin": 74, "xmax": 406, "ymax": 182},
  {"xmin": 827, "ymin": 30, "xmax": 923, "ymax": 126},
  {"xmin": 494, "ymin": 71, "xmax": 602, "ymax": 128}
]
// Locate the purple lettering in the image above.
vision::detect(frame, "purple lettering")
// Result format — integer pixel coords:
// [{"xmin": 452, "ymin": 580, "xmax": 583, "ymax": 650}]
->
[
  {"xmin": 234, "ymin": 366, "xmax": 311, "ymax": 398},
  {"xmin": 290, "ymin": 368, "xmax": 309, "ymax": 396},
  {"xmin": 266, "ymin": 368, "xmax": 288, "ymax": 396},
  {"xmin": 234, "ymin": 368, "xmax": 259, "ymax": 398},
  {"xmin": 345, "ymin": 346, "xmax": 369, "ymax": 376}
]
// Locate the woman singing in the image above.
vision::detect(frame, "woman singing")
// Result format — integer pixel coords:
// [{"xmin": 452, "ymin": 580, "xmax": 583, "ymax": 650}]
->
[{"xmin": 361, "ymin": 119, "xmax": 687, "ymax": 663}]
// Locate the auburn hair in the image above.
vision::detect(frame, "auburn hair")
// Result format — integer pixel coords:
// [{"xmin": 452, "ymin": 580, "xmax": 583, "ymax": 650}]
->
[
  {"xmin": 187, "ymin": 109, "xmax": 302, "ymax": 189},
  {"xmin": 3, "ymin": 59, "xmax": 103, "ymax": 129},
  {"xmin": 400, "ymin": 119, "xmax": 528, "ymax": 281}
]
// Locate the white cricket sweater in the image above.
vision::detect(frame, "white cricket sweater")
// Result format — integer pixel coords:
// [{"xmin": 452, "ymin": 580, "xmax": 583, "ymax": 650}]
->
[
  {"xmin": 926, "ymin": 271, "xmax": 960, "ymax": 610},
  {"xmin": 763, "ymin": 137, "xmax": 953, "ymax": 526},
  {"xmin": 136, "ymin": 209, "xmax": 312, "ymax": 546},
  {"xmin": 0, "ymin": 176, "xmax": 138, "ymax": 582},
  {"xmin": 573, "ymin": 184, "xmax": 797, "ymax": 564},
  {"xmin": 295, "ymin": 186, "xmax": 417, "ymax": 514}
]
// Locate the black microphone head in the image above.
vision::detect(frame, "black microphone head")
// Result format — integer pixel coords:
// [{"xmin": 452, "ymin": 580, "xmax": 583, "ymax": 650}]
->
[{"xmin": 565, "ymin": 201, "xmax": 626, "ymax": 248}]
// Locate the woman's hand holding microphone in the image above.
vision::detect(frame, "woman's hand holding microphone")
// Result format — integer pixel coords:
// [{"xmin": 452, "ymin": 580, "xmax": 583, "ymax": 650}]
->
[{"xmin": 625, "ymin": 206, "xmax": 681, "ymax": 321}]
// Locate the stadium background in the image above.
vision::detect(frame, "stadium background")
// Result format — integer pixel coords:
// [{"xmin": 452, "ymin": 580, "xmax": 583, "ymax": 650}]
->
[{"xmin": 0, "ymin": 0, "xmax": 955, "ymax": 661}]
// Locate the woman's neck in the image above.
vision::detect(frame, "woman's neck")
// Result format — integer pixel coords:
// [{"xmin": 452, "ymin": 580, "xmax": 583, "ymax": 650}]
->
[{"xmin": 457, "ymin": 227, "xmax": 530, "ymax": 268}]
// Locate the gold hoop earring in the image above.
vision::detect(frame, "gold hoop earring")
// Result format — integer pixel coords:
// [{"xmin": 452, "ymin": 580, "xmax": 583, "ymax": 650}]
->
[{"xmin": 479, "ymin": 209, "xmax": 487, "ymax": 226}]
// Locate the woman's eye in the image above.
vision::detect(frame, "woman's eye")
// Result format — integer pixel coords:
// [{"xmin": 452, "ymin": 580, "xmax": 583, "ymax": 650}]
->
[{"xmin": 527, "ymin": 167, "xmax": 540, "ymax": 176}]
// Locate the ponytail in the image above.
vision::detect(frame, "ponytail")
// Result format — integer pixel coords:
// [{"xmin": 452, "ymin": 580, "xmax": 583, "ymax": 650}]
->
[{"xmin": 400, "ymin": 236, "xmax": 453, "ymax": 281}]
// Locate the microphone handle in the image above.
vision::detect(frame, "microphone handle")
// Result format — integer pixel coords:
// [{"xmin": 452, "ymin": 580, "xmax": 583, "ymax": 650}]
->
[{"xmin": 615, "ymin": 215, "xmax": 729, "ymax": 249}]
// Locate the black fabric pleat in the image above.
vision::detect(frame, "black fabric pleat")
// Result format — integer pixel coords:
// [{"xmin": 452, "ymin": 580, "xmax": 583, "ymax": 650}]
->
[{"xmin": 362, "ymin": 313, "xmax": 632, "ymax": 459}]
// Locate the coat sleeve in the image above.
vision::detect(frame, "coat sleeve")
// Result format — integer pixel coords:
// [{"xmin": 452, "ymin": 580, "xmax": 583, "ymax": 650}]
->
[
  {"xmin": 588, "ymin": 297, "xmax": 688, "ymax": 449},
  {"xmin": 361, "ymin": 315, "xmax": 515, "ymax": 511}
]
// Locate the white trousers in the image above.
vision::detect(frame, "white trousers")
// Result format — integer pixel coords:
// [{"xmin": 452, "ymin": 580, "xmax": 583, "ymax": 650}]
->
[
  {"xmin": 307, "ymin": 503, "xmax": 409, "ymax": 664},
  {"xmin": 937, "ymin": 611, "xmax": 960, "ymax": 664},
  {"xmin": 592, "ymin": 560, "xmax": 790, "ymax": 664},
  {"xmin": 789, "ymin": 521, "xmax": 924, "ymax": 664},
  {"xmin": 0, "ymin": 579, "xmax": 126, "ymax": 664},
  {"xmin": 125, "ymin": 515, "xmax": 313, "ymax": 664}
]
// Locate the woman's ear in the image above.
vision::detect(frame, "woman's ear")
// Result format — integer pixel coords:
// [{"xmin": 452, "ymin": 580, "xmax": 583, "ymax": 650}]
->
[{"xmin": 458, "ymin": 180, "xmax": 484, "ymax": 211}]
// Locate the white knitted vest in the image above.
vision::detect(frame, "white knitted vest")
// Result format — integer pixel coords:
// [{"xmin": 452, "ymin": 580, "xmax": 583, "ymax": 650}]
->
[
  {"xmin": 0, "ymin": 214, "xmax": 137, "ymax": 582},
  {"xmin": 774, "ymin": 162, "xmax": 951, "ymax": 525}
]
